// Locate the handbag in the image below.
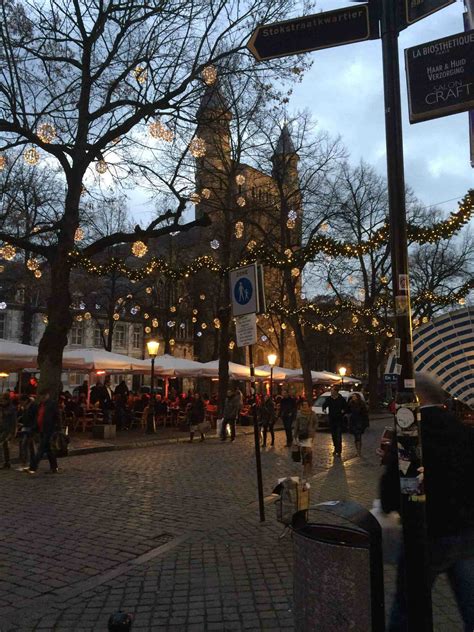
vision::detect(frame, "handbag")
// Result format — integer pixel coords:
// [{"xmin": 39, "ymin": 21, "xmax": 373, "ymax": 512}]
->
[
  {"xmin": 291, "ymin": 446, "xmax": 301, "ymax": 462},
  {"xmin": 198, "ymin": 420, "xmax": 211, "ymax": 434}
]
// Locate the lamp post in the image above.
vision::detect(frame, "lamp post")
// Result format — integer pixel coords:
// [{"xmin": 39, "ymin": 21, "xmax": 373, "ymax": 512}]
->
[
  {"xmin": 267, "ymin": 353, "xmax": 277, "ymax": 397},
  {"xmin": 146, "ymin": 340, "xmax": 160, "ymax": 434},
  {"xmin": 338, "ymin": 366, "xmax": 347, "ymax": 389}
]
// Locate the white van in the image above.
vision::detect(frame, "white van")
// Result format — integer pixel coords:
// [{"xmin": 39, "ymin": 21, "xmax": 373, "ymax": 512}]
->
[{"xmin": 312, "ymin": 390, "xmax": 366, "ymax": 430}]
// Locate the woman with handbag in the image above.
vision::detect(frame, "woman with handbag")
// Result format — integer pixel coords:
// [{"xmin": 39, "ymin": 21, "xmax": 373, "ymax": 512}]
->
[
  {"xmin": 293, "ymin": 400, "xmax": 317, "ymax": 478},
  {"xmin": 347, "ymin": 393, "xmax": 369, "ymax": 457}
]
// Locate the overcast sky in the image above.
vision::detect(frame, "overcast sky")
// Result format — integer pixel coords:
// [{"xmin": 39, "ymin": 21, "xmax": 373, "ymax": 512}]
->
[{"xmin": 291, "ymin": 0, "xmax": 473, "ymax": 213}]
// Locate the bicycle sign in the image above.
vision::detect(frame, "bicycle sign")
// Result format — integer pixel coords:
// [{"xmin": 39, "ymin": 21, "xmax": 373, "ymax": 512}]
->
[{"xmin": 230, "ymin": 264, "xmax": 259, "ymax": 316}]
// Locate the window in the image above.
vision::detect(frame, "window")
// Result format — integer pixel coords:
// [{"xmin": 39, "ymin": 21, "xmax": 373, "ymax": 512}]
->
[
  {"xmin": 93, "ymin": 326, "xmax": 103, "ymax": 348},
  {"xmin": 0, "ymin": 313, "xmax": 5, "ymax": 338},
  {"xmin": 70, "ymin": 323, "xmax": 83, "ymax": 346},
  {"xmin": 113, "ymin": 324, "xmax": 126, "ymax": 348},
  {"xmin": 132, "ymin": 325, "xmax": 141, "ymax": 349},
  {"xmin": 177, "ymin": 321, "xmax": 188, "ymax": 340},
  {"xmin": 68, "ymin": 372, "xmax": 85, "ymax": 387}
]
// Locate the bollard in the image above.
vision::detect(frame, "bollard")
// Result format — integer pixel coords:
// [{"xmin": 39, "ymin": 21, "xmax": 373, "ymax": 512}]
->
[
  {"xmin": 108, "ymin": 611, "xmax": 133, "ymax": 631},
  {"xmin": 292, "ymin": 500, "xmax": 385, "ymax": 632}
]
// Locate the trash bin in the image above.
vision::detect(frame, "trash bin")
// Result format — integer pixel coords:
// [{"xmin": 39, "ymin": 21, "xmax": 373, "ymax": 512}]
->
[{"xmin": 292, "ymin": 500, "xmax": 385, "ymax": 632}]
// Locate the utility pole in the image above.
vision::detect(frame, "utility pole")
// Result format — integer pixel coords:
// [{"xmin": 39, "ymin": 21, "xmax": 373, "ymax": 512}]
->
[{"xmin": 380, "ymin": 0, "xmax": 433, "ymax": 629}]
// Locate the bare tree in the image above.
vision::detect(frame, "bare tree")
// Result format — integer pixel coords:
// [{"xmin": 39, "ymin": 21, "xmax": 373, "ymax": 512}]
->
[{"xmin": 0, "ymin": 0, "xmax": 300, "ymax": 395}]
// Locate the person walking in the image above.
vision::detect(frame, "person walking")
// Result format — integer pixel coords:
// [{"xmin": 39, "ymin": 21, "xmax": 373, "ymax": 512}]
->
[
  {"xmin": 27, "ymin": 389, "xmax": 61, "ymax": 474},
  {"xmin": 322, "ymin": 386, "xmax": 347, "ymax": 457},
  {"xmin": 260, "ymin": 395, "xmax": 276, "ymax": 447},
  {"xmin": 17, "ymin": 394, "xmax": 37, "ymax": 470},
  {"xmin": 293, "ymin": 400, "xmax": 317, "ymax": 479},
  {"xmin": 188, "ymin": 393, "xmax": 206, "ymax": 442},
  {"xmin": 280, "ymin": 390, "xmax": 297, "ymax": 447},
  {"xmin": 0, "ymin": 393, "xmax": 17, "ymax": 470},
  {"xmin": 221, "ymin": 389, "xmax": 240, "ymax": 442},
  {"xmin": 381, "ymin": 373, "xmax": 474, "ymax": 631},
  {"xmin": 347, "ymin": 393, "xmax": 369, "ymax": 457}
]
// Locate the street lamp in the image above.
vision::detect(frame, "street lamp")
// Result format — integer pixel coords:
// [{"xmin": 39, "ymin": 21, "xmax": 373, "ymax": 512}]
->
[
  {"xmin": 268, "ymin": 353, "xmax": 277, "ymax": 397},
  {"xmin": 146, "ymin": 340, "xmax": 160, "ymax": 434},
  {"xmin": 338, "ymin": 366, "xmax": 347, "ymax": 389}
]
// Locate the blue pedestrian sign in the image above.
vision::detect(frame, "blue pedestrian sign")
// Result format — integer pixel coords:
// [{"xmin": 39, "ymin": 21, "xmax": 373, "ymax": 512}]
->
[{"xmin": 230, "ymin": 264, "xmax": 259, "ymax": 316}]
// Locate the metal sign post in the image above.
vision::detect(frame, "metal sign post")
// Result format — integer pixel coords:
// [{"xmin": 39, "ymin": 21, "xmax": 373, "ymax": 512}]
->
[{"xmin": 230, "ymin": 265, "xmax": 265, "ymax": 522}]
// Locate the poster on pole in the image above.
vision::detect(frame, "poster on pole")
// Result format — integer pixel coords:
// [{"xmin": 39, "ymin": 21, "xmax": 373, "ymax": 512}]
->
[
  {"xmin": 405, "ymin": 29, "xmax": 474, "ymax": 123},
  {"xmin": 235, "ymin": 313, "xmax": 258, "ymax": 348}
]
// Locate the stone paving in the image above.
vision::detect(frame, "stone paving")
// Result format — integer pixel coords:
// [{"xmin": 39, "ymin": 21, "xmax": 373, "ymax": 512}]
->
[{"xmin": 0, "ymin": 417, "xmax": 463, "ymax": 631}]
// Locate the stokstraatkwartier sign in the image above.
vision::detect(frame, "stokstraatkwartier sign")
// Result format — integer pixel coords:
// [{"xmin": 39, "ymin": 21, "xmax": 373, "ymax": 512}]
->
[
  {"xmin": 405, "ymin": 29, "xmax": 474, "ymax": 123},
  {"xmin": 247, "ymin": 5, "xmax": 372, "ymax": 61}
]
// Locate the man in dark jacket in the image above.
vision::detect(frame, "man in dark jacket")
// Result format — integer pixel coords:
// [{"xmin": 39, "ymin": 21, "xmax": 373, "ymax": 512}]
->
[
  {"xmin": 322, "ymin": 386, "xmax": 347, "ymax": 457},
  {"xmin": 17, "ymin": 394, "xmax": 37, "ymax": 470},
  {"xmin": 27, "ymin": 389, "xmax": 61, "ymax": 474},
  {"xmin": 0, "ymin": 393, "xmax": 17, "ymax": 469},
  {"xmin": 381, "ymin": 373, "xmax": 474, "ymax": 631},
  {"xmin": 280, "ymin": 390, "xmax": 297, "ymax": 447}
]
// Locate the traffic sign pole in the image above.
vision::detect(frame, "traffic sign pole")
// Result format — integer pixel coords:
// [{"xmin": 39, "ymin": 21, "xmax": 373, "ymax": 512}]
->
[
  {"xmin": 249, "ymin": 345, "xmax": 265, "ymax": 523},
  {"xmin": 380, "ymin": 0, "xmax": 433, "ymax": 629}
]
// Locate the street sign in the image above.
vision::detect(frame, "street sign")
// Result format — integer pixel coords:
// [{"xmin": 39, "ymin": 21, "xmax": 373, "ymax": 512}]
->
[
  {"xmin": 405, "ymin": 29, "xmax": 474, "ymax": 124},
  {"xmin": 247, "ymin": 5, "xmax": 372, "ymax": 62},
  {"xmin": 405, "ymin": 0, "xmax": 455, "ymax": 26},
  {"xmin": 384, "ymin": 374, "xmax": 399, "ymax": 384},
  {"xmin": 235, "ymin": 313, "xmax": 258, "ymax": 348},
  {"xmin": 230, "ymin": 264, "xmax": 259, "ymax": 317}
]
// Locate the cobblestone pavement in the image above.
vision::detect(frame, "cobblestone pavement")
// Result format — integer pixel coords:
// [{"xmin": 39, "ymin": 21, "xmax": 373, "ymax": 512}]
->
[{"xmin": 0, "ymin": 417, "xmax": 463, "ymax": 631}]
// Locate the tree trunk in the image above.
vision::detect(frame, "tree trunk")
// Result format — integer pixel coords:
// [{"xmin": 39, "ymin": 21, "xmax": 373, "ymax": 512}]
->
[
  {"xmin": 217, "ymin": 280, "xmax": 231, "ymax": 417},
  {"xmin": 367, "ymin": 338, "xmax": 379, "ymax": 411},
  {"xmin": 37, "ymin": 256, "xmax": 73, "ymax": 398},
  {"xmin": 21, "ymin": 298, "xmax": 34, "ymax": 346}
]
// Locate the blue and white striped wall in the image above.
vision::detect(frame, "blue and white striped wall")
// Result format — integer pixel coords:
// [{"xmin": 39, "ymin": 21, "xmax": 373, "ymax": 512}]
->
[{"xmin": 413, "ymin": 306, "xmax": 474, "ymax": 408}]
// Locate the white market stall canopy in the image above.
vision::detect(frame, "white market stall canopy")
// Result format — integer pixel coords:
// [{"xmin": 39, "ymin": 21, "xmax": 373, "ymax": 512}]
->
[
  {"xmin": 62, "ymin": 348, "xmax": 149, "ymax": 373},
  {"xmin": 256, "ymin": 365, "xmax": 303, "ymax": 381},
  {"xmin": 200, "ymin": 360, "xmax": 270, "ymax": 381},
  {"xmin": 152, "ymin": 354, "xmax": 207, "ymax": 378},
  {"xmin": 0, "ymin": 340, "xmax": 84, "ymax": 371}
]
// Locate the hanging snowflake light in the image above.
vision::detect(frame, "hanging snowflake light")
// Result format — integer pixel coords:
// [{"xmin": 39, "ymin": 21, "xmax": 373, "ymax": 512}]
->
[
  {"xmin": 210, "ymin": 239, "xmax": 220, "ymax": 250},
  {"xmin": 76, "ymin": 315, "xmax": 83, "ymax": 322},
  {"xmin": 236, "ymin": 196, "xmax": 246, "ymax": 207},
  {"xmin": 189, "ymin": 192, "xmax": 201, "ymax": 205},
  {"xmin": 199, "ymin": 295, "xmax": 206, "ymax": 301},
  {"xmin": 201, "ymin": 188, "xmax": 211, "ymax": 199},
  {"xmin": 380, "ymin": 276, "xmax": 389, "ymax": 285},
  {"xmin": 189, "ymin": 137, "xmax": 206, "ymax": 158},
  {"xmin": 167, "ymin": 320, "xmax": 175, "ymax": 328},
  {"xmin": 0, "ymin": 154, "xmax": 7, "ymax": 171},
  {"xmin": 0, "ymin": 302, "xmax": 6, "ymax": 310},
  {"xmin": 192, "ymin": 317, "xmax": 197, "ymax": 323},
  {"xmin": 320, "ymin": 222, "xmax": 329, "ymax": 232},
  {"xmin": 145, "ymin": 326, "xmax": 151, "ymax": 334},
  {"xmin": 79, "ymin": 301, "xmax": 86, "ymax": 310},
  {"xmin": 130, "ymin": 307, "xmax": 138, "ymax": 315},
  {"xmin": 152, "ymin": 319, "xmax": 159, "ymax": 328},
  {"xmin": 95, "ymin": 160, "xmax": 108, "ymax": 174},
  {"xmin": 291, "ymin": 268, "xmax": 300, "ymax": 278},
  {"xmin": 284, "ymin": 248, "xmax": 292, "ymax": 258},
  {"xmin": 288, "ymin": 209, "xmax": 298, "ymax": 221},
  {"xmin": 95, "ymin": 303, "xmax": 101, "ymax": 310},
  {"xmin": 386, "ymin": 331, "xmax": 393, "ymax": 338},
  {"xmin": 247, "ymin": 240, "xmax": 256, "ymax": 251},
  {"xmin": 84, "ymin": 312, "xmax": 92, "ymax": 320},
  {"xmin": 1, "ymin": 244, "xmax": 16, "ymax": 260},
  {"xmin": 213, "ymin": 318, "xmax": 221, "ymax": 329},
  {"xmin": 113, "ymin": 313, "xmax": 120, "ymax": 321},
  {"xmin": 281, "ymin": 323, "xmax": 287, "ymax": 330},
  {"xmin": 201, "ymin": 322, "xmax": 207, "ymax": 329},
  {"xmin": 169, "ymin": 339, "xmax": 176, "ymax": 346},
  {"xmin": 328, "ymin": 327, "xmax": 334, "ymax": 335},
  {"xmin": 24, "ymin": 147, "xmax": 40, "ymax": 165},
  {"xmin": 202, "ymin": 65, "xmax": 217, "ymax": 85},
  {"xmin": 131, "ymin": 241, "xmax": 148, "ymax": 258},
  {"xmin": 134, "ymin": 65, "xmax": 147, "ymax": 84},
  {"xmin": 286, "ymin": 218, "xmax": 296, "ymax": 229},
  {"xmin": 235, "ymin": 174, "xmax": 246, "ymax": 186},
  {"xmin": 144, "ymin": 313, "xmax": 149, "ymax": 319},
  {"xmin": 170, "ymin": 306, "xmax": 177, "ymax": 313},
  {"xmin": 372, "ymin": 318, "xmax": 379, "ymax": 327},
  {"xmin": 235, "ymin": 221, "xmax": 244, "ymax": 239},
  {"xmin": 37, "ymin": 122, "xmax": 56, "ymax": 143},
  {"xmin": 34, "ymin": 269, "xmax": 42, "ymax": 279},
  {"xmin": 146, "ymin": 287, "xmax": 153, "ymax": 294},
  {"xmin": 260, "ymin": 335, "xmax": 268, "ymax": 342},
  {"xmin": 228, "ymin": 340, "xmax": 235, "ymax": 350},
  {"xmin": 352, "ymin": 315, "xmax": 359, "ymax": 324},
  {"xmin": 26, "ymin": 258, "xmax": 39, "ymax": 271},
  {"xmin": 458, "ymin": 297, "xmax": 466, "ymax": 305},
  {"xmin": 196, "ymin": 331, "xmax": 202, "ymax": 337},
  {"xmin": 180, "ymin": 323, "xmax": 186, "ymax": 330},
  {"xmin": 74, "ymin": 227, "xmax": 84, "ymax": 242},
  {"xmin": 148, "ymin": 119, "xmax": 174, "ymax": 142}
]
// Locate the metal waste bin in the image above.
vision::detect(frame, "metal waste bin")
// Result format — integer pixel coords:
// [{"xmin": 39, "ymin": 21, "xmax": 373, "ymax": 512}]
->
[{"xmin": 292, "ymin": 500, "xmax": 385, "ymax": 632}]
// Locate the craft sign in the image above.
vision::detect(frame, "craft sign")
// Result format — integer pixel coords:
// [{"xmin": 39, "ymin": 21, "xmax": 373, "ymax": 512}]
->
[{"xmin": 405, "ymin": 29, "xmax": 474, "ymax": 123}]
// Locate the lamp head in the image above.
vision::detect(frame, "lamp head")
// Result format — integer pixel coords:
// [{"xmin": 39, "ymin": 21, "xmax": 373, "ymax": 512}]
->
[
  {"xmin": 267, "ymin": 353, "xmax": 277, "ymax": 367},
  {"xmin": 338, "ymin": 366, "xmax": 347, "ymax": 377},
  {"xmin": 147, "ymin": 339, "xmax": 160, "ymax": 358}
]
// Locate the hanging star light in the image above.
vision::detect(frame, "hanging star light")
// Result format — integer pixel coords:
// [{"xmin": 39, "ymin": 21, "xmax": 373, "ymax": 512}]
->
[
  {"xmin": 152, "ymin": 319, "xmax": 159, "ymax": 328},
  {"xmin": 84, "ymin": 312, "xmax": 92, "ymax": 320},
  {"xmin": 458, "ymin": 297, "xmax": 466, "ymax": 305},
  {"xmin": 213, "ymin": 318, "xmax": 221, "ymax": 329},
  {"xmin": 34, "ymin": 269, "xmax": 42, "ymax": 279},
  {"xmin": 73, "ymin": 227, "xmax": 84, "ymax": 242},
  {"xmin": 320, "ymin": 222, "xmax": 329, "ymax": 232},
  {"xmin": 145, "ymin": 326, "xmax": 151, "ymax": 333},
  {"xmin": 235, "ymin": 174, "xmax": 246, "ymax": 186},
  {"xmin": 1, "ymin": 245, "xmax": 16, "ymax": 260},
  {"xmin": 37, "ymin": 122, "xmax": 56, "ymax": 143},
  {"xmin": 247, "ymin": 240, "xmax": 256, "ymax": 251},
  {"xmin": 169, "ymin": 338, "xmax": 176, "ymax": 346},
  {"xmin": 228, "ymin": 340, "xmax": 235, "ymax": 349},
  {"xmin": 235, "ymin": 221, "xmax": 244, "ymax": 239},
  {"xmin": 134, "ymin": 65, "xmax": 147, "ymax": 84},
  {"xmin": 189, "ymin": 192, "xmax": 201, "ymax": 205},
  {"xmin": 210, "ymin": 239, "xmax": 220, "ymax": 250},
  {"xmin": 26, "ymin": 258, "xmax": 39, "ymax": 271},
  {"xmin": 113, "ymin": 313, "xmax": 120, "ymax": 321},
  {"xmin": 291, "ymin": 268, "xmax": 300, "ymax": 277},
  {"xmin": 199, "ymin": 294, "xmax": 206, "ymax": 301},
  {"xmin": 167, "ymin": 320, "xmax": 175, "ymax": 327},
  {"xmin": 236, "ymin": 196, "xmax": 246, "ymax": 207},
  {"xmin": 95, "ymin": 160, "xmax": 108, "ymax": 174},
  {"xmin": 24, "ymin": 147, "xmax": 40, "ymax": 165},
  {"xmin": 189, "ymin": 137, "xmax": 206, "ymax": 158},
  {"xmin": 0, "ymin": 154, "xmax": 7, "ymax": 171},
  {"xmin": 146, "ymin": 287, "xmax": 153, "ymax": 294},
  {"xmin": 144, "ymin": 313, "xmax": 149, "ymax": 319},
  {"xmin": 287, "ymin": 218, "xmax": 296, "ymax": 229},
  {"xmin": 201, "ymin": 188, "xmax": 211, "ymax": 199},
  {"xmin": 196, "ymin": 331, "xmax": 202, "ymax": 337},
  {"xmin": 131, "ymin": 241, "xmax": 148, "ymax": 258},
  {"xmin": 201, "ymin": 322, "xmax": 207, "ymax": 329},
  {"xmin": 202, "ymin": 65, "xmax": 217, "ymax": 85},
  {"xmin": 148, "ymin": 119, "xmax": 174, "ymax": 142},
  {"xmin": 170, "ymin": 306, "xmax": 177, "ymax": 313}
]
